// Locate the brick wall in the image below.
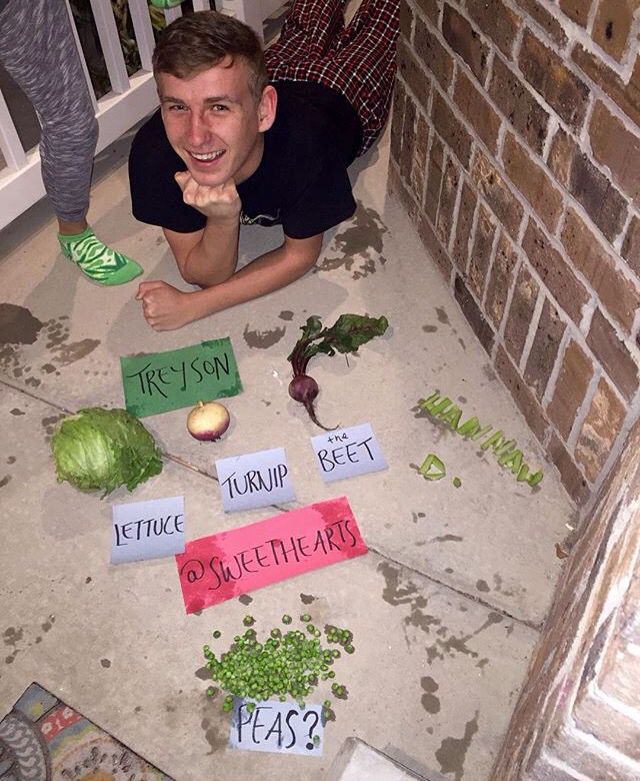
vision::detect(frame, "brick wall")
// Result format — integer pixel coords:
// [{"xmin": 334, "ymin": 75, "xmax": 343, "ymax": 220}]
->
[
  {"xmin": 491, "ymin": 418, "xmax": 640, "ymax": 780},
  {"xmin": 389, "ymin": 0, "xmax": 640, "ymax": 505}
]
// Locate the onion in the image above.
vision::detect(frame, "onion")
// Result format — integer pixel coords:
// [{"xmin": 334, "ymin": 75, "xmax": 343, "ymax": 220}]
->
[{"xmin": 187, "ymin": 400, "xmax": 230, "ymax": 441}]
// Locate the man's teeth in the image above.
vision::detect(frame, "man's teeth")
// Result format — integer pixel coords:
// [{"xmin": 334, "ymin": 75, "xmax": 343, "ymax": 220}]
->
[{"xmin": 190, "ymin": 150, "xmax": 224, "ymax": 161}]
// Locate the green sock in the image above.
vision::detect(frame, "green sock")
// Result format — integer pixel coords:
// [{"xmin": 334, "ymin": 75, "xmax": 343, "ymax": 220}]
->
[{"xmin": 58, "ymin": 227, "xmax": 142, "ymax": 286}]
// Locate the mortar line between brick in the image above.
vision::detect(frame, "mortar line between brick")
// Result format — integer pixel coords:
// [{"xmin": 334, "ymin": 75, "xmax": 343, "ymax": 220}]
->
[
  {"xmin": 446, "ymin": 165, "xmax": 465, "ymax": 256},
  {"xmin": 367, "ymin": 545, "xmax": 544, "ymax": 631},
  {"xmin": 541, "ymin": 328, "xmax": 569, "ymax": 410},
  {"xmin": 480, "ymin": 219, "xmax": 502, "ymax": 310},
  {"xmin": 614, "ymin": 207, "xmax": 634, "ymax": 255},
  {"xmin": 463, "ymin": 188, "xmax": 481, "ymax": 277},
  {"xmin": 497, "ymin": 253, "xmax": 523, "ymax": 343},
  {"xmin": 518, "ymin": 284, "xmax": 545, "ymax": 375},
  {"xmin": 567, "ymin": 367, "xmax": 602, "ymax": 453},
  {"xmin": 585, "ymin": 0, "xmax": 598, "ymax": 36}
]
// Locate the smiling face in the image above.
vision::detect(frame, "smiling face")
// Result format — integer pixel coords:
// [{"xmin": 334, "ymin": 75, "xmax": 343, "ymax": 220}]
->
[{"xmin": 157, "ymin": 56, "xmax": 276, "ymax": 188}]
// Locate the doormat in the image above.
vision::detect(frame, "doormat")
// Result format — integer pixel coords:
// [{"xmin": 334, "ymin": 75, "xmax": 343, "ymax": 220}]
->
[{"xmin": 0, "ymin": 682, "xmax": 175, "ymax": 781}]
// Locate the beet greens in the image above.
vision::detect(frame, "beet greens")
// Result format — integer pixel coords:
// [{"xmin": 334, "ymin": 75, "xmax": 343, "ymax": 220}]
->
[{"xmin": 287, "ymin": 314, "xmax": 389, "ymax": 430}]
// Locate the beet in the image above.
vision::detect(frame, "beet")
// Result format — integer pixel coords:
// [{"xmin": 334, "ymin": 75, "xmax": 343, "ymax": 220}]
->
[
  {"xmin": 288, "ymin": 374, "xmax": 335, "ymax": 431},
  {"xmin": 286, "ymin": 314, "xmax": 389, "ymax": 430}
]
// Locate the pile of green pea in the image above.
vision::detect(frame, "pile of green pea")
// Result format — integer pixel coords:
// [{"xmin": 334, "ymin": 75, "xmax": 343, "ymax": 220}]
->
[{"xmin": 203, "ymin": 613, "xmax": 354, "ymax": 720}]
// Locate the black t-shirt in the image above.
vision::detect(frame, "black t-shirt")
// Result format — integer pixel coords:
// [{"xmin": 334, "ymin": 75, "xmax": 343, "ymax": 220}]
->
[{"xmin": 129, "ymin": 81, "xmax": 362, "ymax": 239}]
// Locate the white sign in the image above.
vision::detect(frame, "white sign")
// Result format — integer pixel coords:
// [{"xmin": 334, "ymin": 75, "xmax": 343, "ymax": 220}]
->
[
  {"xmin": 215, "ymin": 447, "xmax": 295, "ymax": 512},
  {"xmin": 311, "ymin": 423, "xmax": 387, "ymax": 483},
  {"xmin": 229, "ymin": 699, "xmax": 323, "ymax": 756},
  {"xmin": 111, "ymin": 496, "xmax": 185, "ymax": 564}
]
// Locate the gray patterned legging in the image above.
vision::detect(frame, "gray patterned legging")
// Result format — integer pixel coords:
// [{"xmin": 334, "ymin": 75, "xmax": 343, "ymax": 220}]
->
[{"xmin": 0, "ymin": 0, "xmax": 98, "ymax": 222}]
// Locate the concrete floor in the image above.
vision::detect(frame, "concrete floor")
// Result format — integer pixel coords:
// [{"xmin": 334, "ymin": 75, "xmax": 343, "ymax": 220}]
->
[{"xmin": 0, "ymin": 124, "xmax": 574, "ymax": 780}]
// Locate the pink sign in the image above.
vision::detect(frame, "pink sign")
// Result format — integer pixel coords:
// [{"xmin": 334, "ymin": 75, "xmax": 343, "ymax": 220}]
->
[{"xmin": 175, "ymin": 496, "xmax": 367, "ymax": 613}]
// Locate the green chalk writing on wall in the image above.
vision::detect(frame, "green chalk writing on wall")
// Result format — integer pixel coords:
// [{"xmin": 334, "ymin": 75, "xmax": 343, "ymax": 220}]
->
[{"xmin": 417, "ymin": 392, "xmax": 543, "ymax": 487}]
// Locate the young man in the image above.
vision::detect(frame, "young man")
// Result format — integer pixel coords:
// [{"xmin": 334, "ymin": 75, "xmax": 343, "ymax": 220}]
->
[{"xmin": 129, "ymin": 0, "xmax": 400, "ymax": 331}]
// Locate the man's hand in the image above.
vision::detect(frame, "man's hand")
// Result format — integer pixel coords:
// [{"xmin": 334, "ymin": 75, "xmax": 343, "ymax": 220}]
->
[
  {"xmin": 175, "ymin": 171, "xmax": 241, "ymax": 223},
  {"xmin": 136, "ymin": 280, "xmax": 199, "ymax": 331}
]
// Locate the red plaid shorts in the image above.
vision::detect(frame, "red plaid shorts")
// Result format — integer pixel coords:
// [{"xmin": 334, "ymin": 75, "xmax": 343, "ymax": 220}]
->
[{"xmin": 265, "ymin": 0, "xmax": 400, "ymax": 156}]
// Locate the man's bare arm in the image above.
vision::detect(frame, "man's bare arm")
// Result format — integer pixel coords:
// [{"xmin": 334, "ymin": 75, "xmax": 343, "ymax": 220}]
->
[
  {"xmin": 137, "ymin": 232, "xmax": 323, "ymax": 331},
  {"xmin": 164, "ymin": 173, "xmax": 241, "ymax": 286},
  {"xmin": 163, "ymin": 220, "xmax": 239, "ymax": 287}
]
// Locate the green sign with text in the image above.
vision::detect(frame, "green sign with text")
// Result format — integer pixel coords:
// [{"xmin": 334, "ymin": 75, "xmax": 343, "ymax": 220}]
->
[{"xmin": 120, "ymin": 338, "xmax": 242, "ymax": 417}]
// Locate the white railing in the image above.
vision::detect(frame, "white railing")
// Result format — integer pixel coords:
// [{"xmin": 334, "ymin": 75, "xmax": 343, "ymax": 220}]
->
[{"xmin": 0, "ymin": 0, "xmax": 281, "ymax": 231}]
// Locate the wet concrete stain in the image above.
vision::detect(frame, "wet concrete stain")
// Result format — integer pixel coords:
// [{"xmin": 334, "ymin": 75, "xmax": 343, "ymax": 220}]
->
[
  {"xmin": 54, "ymin": 338, "xmax": 100, "ymax": 366},
  {"xmin": 422, "ymin": 325, "xmax": 438, "ymax": 333},
  {"xmin": 378, "ymin": 563, "xmax": 492, "ymax": 666},
  {"xmin": 100, "ymin": 658, "xmax": 111, "ymax": 668},
  {"xmin": 41, "ymin": 616, "xmax": 55, "ymax": 632},
  {"xmin": 445, "ymin": 567, "xmax": 454, "ymax": 574},
  {"xmin": 482, "ymin": 363, "xmax": 497, "ymax": 382},
  {"xmin": 492, "ymin": 573, "xmax": 516, "ymax": 597},
  {"xmin": 243, "ymin": 324, "xmax": 286, "ymax": 349},
  {"xmin": 458, "ymin": 338, "xmax": 467, "ymax": 351},
  {"xmin": 7, "ymin": 456, "xmax": 16, "ymax": 464},
  {"xmin": 471, "ymin": 612, "xmax": 503, "ymax": 637},
  {"xmin": 201, "ymin": 717, "xmax": 229, "ymax": 755},
  {"xmin": 134, "ymin": 705, "xmax": 143, "ymax": 713},
  {"xmin": 458, "ymin": 396, "xmax": 468, "ymax": 404},
  {"xmin": 0, "ymin": 303, "xmax": 44, "ymax": 344},
  {"xmin": 9, "ymin": 408, "xmax": 25, "ymax": 416},
  {"xmin": 3, "ymin": 626, "xmax": 23, "ymax": 647},
  {"xmin": 435, "ymin": 307, "xmax": 450, "ymax": 325},
  {"xmin": 300, "ymin": 593, "xmax": 316, "ymax": 604},
  {"xmin": 435, "ymin": 712, "xmax": 479, "ymax": 781},
  {"xmin": 476, "ymin": 579, "xmax": 491, "ymax": 593},
  {"xmin": 412, "ymin": 404, "xmax": 431, "ymax": 420},
  {"xmin": 0, "ymin": 307, "xmax": 99, "ymax": 388},
  {"xmin": 278, "ymin": 310, "xmax": 294, "ymax": 321},
  {"xmin": 411, "ymin": 511, "xmax": 426, "ymax": 524},
  {"xmin": 41, "ymin": 413, "xmax": 65, "ymax": 441},
  {"xmin": 316, "ymin": 202, "xmax": 388, "ymax": 280},
  {"xmin": 85, "ymin": 576, "xmax": 92, "ymax": 584},
  {"xmin": 421, "ymin": 676, "xmax": 441, "ymax": 714},
  {"xmin": 0, "ymin": 475, "xmax": 11, "ymax": 488},
  {"xmin": 411, "ymin": 403, "xmax": 454, "ymax": 442},
  {"xmin": 195, "ymin": 666, "xmax": 211, "ymax": 681},
  {"xmin": 238, "ymin": 594, "xmax": 253, "ymax": 606},
  {"xmin": 430, "ymin": 534, "xmax": 463, "ymax": 543}
]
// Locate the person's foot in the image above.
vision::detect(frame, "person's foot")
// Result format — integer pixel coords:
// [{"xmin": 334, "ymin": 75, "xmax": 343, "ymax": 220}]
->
[{"xmin": 58, "ymin": 227, "xmax": 143, "ymax": 286}]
